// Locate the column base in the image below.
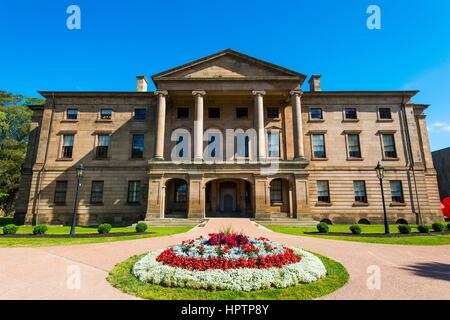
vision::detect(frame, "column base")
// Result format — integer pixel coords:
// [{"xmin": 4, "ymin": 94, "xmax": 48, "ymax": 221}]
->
[{"xmin": 151, "ymin": 156, "xmax": 164, "ymax": 161}]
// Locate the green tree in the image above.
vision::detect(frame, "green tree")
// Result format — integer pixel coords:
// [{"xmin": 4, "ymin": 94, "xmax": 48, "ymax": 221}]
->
[{"xmin": 0, "ymin": 91, "xmax": 43, "ymax": 214}]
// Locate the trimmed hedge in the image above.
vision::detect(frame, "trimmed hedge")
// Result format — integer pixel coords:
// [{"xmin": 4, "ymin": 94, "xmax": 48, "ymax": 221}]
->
[
  {"xmin": 417, "ymin": 225, "xmax": 430, "ymax": 233},
  {"xmin": 98, "ymin": 223, "xmax": 112, "ymax": 234},
  {"xmin": 135, "ymin": 222, "xmax": 148, "ymax": 233},
  {"xmin": 349, "ymin": 225, "xmax": 362, "ymax": 235},
  {"xmin": 3, "ymin": 224, "xmax": 19, "ymax": 235},
  {"xmin": 432, "ymin": 222, "xmax": 445, "ymax": 232},
  {"xmin": 398, "ymin": 224, "xmax": 411, "ymax": 234},
  {"xmin": 33, "ymin": 224, "xmax": 48, "ymax": 235},
  {"xmin": 316, "ymin": 222, "xmax": 329, "ymax": 233}
]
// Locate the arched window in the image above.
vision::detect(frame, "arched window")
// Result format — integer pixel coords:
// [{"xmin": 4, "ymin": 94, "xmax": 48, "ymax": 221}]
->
[
  {"xmin": 270, "ymin": 179, "xmax": 283, "ymax": 204},
  {"xmin": 174, "ymin": 180, "xmax": 187, "ymax": 203}
]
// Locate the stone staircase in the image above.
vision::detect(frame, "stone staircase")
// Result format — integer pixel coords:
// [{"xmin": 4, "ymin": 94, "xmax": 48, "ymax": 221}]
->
[
  {"xmin": 253, "ymin": 217, "xmax": 319, "ymax": 227},
  {"xmin": 135, "ymin": 218, "xmax": 207, "ymax": 228}
]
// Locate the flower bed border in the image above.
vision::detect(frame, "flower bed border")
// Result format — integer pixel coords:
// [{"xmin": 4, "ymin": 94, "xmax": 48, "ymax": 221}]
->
[{"xmin": 132, "ymin": 247, "xmax": 327, "ymax": 292}]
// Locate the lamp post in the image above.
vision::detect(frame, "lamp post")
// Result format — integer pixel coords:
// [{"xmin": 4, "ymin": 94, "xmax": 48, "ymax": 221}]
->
[
  {"xmin": 375, "ymin": 161, "xmax": 390, "ymax": 235},
  {"xmin": 70, "ymin": 163, "xmax": 84, "ymax": 237}
]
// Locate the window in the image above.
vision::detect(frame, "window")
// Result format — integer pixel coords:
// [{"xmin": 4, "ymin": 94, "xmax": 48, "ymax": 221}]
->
[
  {"xmin": 177, "ymin": 107, "xmax": 189, "ymax": 120},
  {"xmin": 236, "ymin": 107, "xmax": 248, "ymax": 119},
  {"xmin": 66, "ymin": 109, "xmax": 78, "ymax": 120},
  {"xmin": 353, "ymin": 181, "xmax": 368, "ymax": 203},
  {"xmin": 127, "ymin": 181, "xmax": 141, "ymax": 203},
  {"xmin": 390, "ymin": 181, "xmax": 405, "ymax": 203},
  {"xmin": 379, "ymin": 108, "xmax": 392, "ymax": 120},
  {"xmin": 131, "ymin": 134, "xmax": 144, "ymax": 159},
  {"xmin": 310, "ymin": 108, "xmax": 323, "ymax": 120},
  {"xmin": 61, "ymin": 134, "xmax": 74, "ymax": 158},
  {"xmin": 267, "ymin": 131, "xmax": 280, "ymax": 157},
  {"xmin": 134, "ymin": 108, "xmax": 146, "ymax": 120},
  {"xmin": 347, "ymin": 134, "xmax": 361, "ymax": 158},
  {"xmin": 54, "ymin": 181, "xmax": 68, "ymax": 204},
  {"xmin": 208, "ymin": 107, "xmax": 220, "ymax": 119},
  {"xmin": 90, "ymin": 181, "xmax": 104, "ymax": 204},
  {"xmin": 382, "ymin": 134, "xmax": 397, "ymax": 158},
  {"xmin": 96, "ymin": 134, "xmax": 110, "ymax": 159},
  {"xmin": 267, "ymin": 107, "xmax": 279, "ymax": 119},
  {"xmin": 174, "ymin": 180, "xmax": 188, "ymax": 203},
  {"xmin": 100, "ymin": 109, "xmax": 112, "ymax": 120},
  {"xmin": 312, "ymin": 134, "xmax": 326, "ymax": 158},
  {"xmin": 270, "ymin": 179, "xmax": 283, "ymax": 203},
  {"xmin": 317, "ymin": 181, "xmax": 330, "ymax": 203},
  {"xmin": 344, "ymin": 107, "xmax": 358, "ymax": 120}
]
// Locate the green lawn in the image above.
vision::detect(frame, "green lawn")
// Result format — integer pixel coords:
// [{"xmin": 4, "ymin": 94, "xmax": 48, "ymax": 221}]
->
[
  {"xmin": 107, "ymin": 252, "xmax": 349, "ymax": 300},
  {"xmin": 266, "ymin": 224, "xmax": 450, "ymax": 246},
  {"xmin": 0, "ymin": 217, "xmax": 192, "ymax": 247}
]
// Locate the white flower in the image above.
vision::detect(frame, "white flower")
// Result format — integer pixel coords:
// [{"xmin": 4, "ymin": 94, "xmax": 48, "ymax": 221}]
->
[{"xmin": 132, "ymin": 247, "xmax": 327, "ymax": 292}]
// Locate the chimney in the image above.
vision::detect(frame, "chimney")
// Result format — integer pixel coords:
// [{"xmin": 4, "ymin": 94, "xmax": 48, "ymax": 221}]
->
[
  {"xmin": 308, "ymin": 75, "xmax": 321, "ymax": 92},
  {"xmin": 136, "ymin": 76, "xmax": 148, "ymax": 92}
]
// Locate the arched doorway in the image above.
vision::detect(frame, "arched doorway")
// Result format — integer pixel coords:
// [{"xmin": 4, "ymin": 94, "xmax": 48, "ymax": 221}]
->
[
  {"xmin": 165, "ymin": 179, "xmax": 188, "ymax": 218},
  {"xmin": 205, "ymin": 179, "xmax": 253, "ymax": 218}
]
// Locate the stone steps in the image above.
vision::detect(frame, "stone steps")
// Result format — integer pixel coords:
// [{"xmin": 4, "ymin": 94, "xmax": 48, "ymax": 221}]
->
[
  {"xmin": 254, "ymin": 217, "xmax": 318, "ymax": 227},
  {"xmin": 135, "ymin": 219, "xmax": 206, "ymax": 228}
]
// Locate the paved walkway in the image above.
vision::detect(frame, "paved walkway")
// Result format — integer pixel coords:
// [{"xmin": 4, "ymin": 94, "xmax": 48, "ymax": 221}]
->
[{"xmin": 0, "ymin": 219, "xmax": 449, "ymax": 300}]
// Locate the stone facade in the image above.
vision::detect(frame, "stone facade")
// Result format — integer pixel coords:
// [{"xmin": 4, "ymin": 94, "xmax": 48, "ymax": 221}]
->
[
  {"xmin": 432, "ymin": 147, "xmax": 450, "ymax": 200},
  {"xmin": 15, "ymin": 49, "xmax": 442, "ymax": 226}
]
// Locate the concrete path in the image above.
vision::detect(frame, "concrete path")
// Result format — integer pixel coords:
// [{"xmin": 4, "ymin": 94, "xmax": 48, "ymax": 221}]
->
[{"xmin": 0, "ymin": 218, "xmax": 449, "ymax": 300}]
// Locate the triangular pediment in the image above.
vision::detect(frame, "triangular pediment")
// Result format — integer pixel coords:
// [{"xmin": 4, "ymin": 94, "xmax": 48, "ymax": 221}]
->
[{"xmin": 152, "ymin": 49, "xmax": 305, "ymax": 81}]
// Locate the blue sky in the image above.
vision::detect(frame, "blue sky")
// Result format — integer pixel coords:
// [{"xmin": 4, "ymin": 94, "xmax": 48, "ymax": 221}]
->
[{"xmin": 1, "ymin": 0, "xmax": 449, "ymax": 150}]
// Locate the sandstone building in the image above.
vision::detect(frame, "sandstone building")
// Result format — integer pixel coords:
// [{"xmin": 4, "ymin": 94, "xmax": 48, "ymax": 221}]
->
[{"xmin": 15, "ymin": 49, "xmax": 442, "ymax": 226}]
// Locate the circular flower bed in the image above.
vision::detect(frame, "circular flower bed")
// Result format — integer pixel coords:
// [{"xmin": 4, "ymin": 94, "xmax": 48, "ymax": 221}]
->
[{"xmin": 132, "ymin": 233, "xmax": 327, "ymax": 291}]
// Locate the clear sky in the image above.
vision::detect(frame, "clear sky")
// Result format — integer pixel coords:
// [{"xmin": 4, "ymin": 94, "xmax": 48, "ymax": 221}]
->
[{"xmin": 1, "ymin": 0, "xmax": 449, "ymax": 151}]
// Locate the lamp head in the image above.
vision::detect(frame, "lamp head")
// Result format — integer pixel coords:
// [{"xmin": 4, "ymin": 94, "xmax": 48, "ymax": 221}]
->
[
  {"xmin": 76, "ymin": 163, "xmax": 85, "ymax": 178},
  {"xmin": 375, "ymin": 161, "xmax": 384, "ymax": 180}
]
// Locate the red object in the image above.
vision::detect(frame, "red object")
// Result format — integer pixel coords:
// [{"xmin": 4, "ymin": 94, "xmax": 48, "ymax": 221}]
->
[
  {"xmin": 441, "ymin": 198, "xmax": 450, "ymax": 218},
  {"xmin": 156, "ymin": 247, "xmax": 301, "ymax": 271}
]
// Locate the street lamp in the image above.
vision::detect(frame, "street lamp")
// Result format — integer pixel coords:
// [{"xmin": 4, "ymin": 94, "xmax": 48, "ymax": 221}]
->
[
  {"xmin": 375, "ymin": 161, "xmax": 390, "ymax": 235},
  {"xmin": 70, "ymin": 163, "xmax": 84, "ymax": 236}
]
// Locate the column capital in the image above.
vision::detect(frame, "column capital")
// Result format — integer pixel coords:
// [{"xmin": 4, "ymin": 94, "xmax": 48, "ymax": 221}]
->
[
  {"xmin": 289, "ymin": 89, "xmax": 303, "ymax": 97},
  {"xmin": 252, "ymin": 90, "xmax": 266, "ymax": 96},
  {"xmin": 154, "ymin": 90, "xmax": 168, "ymax": 97},
  {"xmin": 192, "ymin": 90, "xmax": 206, "ymax": 97}
]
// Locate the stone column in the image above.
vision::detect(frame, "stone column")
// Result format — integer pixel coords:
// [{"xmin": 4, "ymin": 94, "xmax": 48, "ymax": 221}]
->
[
  {"xmin": 153, "ymin": 90, "xmax": 168, "ymax": 160},
  {"xmin": 188, "ymin": 175, "xmax": 204, "ymax": 218},
  {"xmin": 294, "ymin": 174, "xmax": 309, "ymax": 219},
  {"xmin": 254, "ymin": 176, "xmax": 270, "ymax": 219},
  {"xmin": 290, "ymin": 90, "xmax": 305, "ymax": 160},
  {"xmin": 193, "ymin": 90, "xmax": 206, "ymax": 162},
  {"xmin": 145, "ymin": 175, "xmax": 164, "ymax": 220},
  {"xmin": 252, "ymin": 90, "xmax": 266, "ymax": 161}
]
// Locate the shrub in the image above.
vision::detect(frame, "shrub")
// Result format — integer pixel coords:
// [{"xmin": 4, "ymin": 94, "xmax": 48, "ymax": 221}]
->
[
  {"xmin": 3, "ymin": 224, "xmax": 19, "ymax": 235},
  {"xmin": 432, "ymin": 222, "xmax": 445, "ymax": 232},
  {"xmin": 135, "ymin": 222, "xmax": 148, "ymax": 233},
  {"xmin": 33, "ymin": 224, "xmax": 48, "ymax": 235},
  {"xmin": 398, "ymin": 224, "xmax": 411, "ymax": 234},
  {"xmin": 349, "ymin": 225, "xmax": 362, "ymax": 235},
  {"xmin": 316, "ymin": 222, "xmax": 329, "ymax": 233},
  {"xmin": 98, "ymin": 223, "xmax": 112, "ymax": 234},
  {"xmin": 417, "ymin": 225, "xmax": 430, "ymax": 233},
  {"xmin": 448, "ymin": 223, "xmax": 450, "ymax": 231}
]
